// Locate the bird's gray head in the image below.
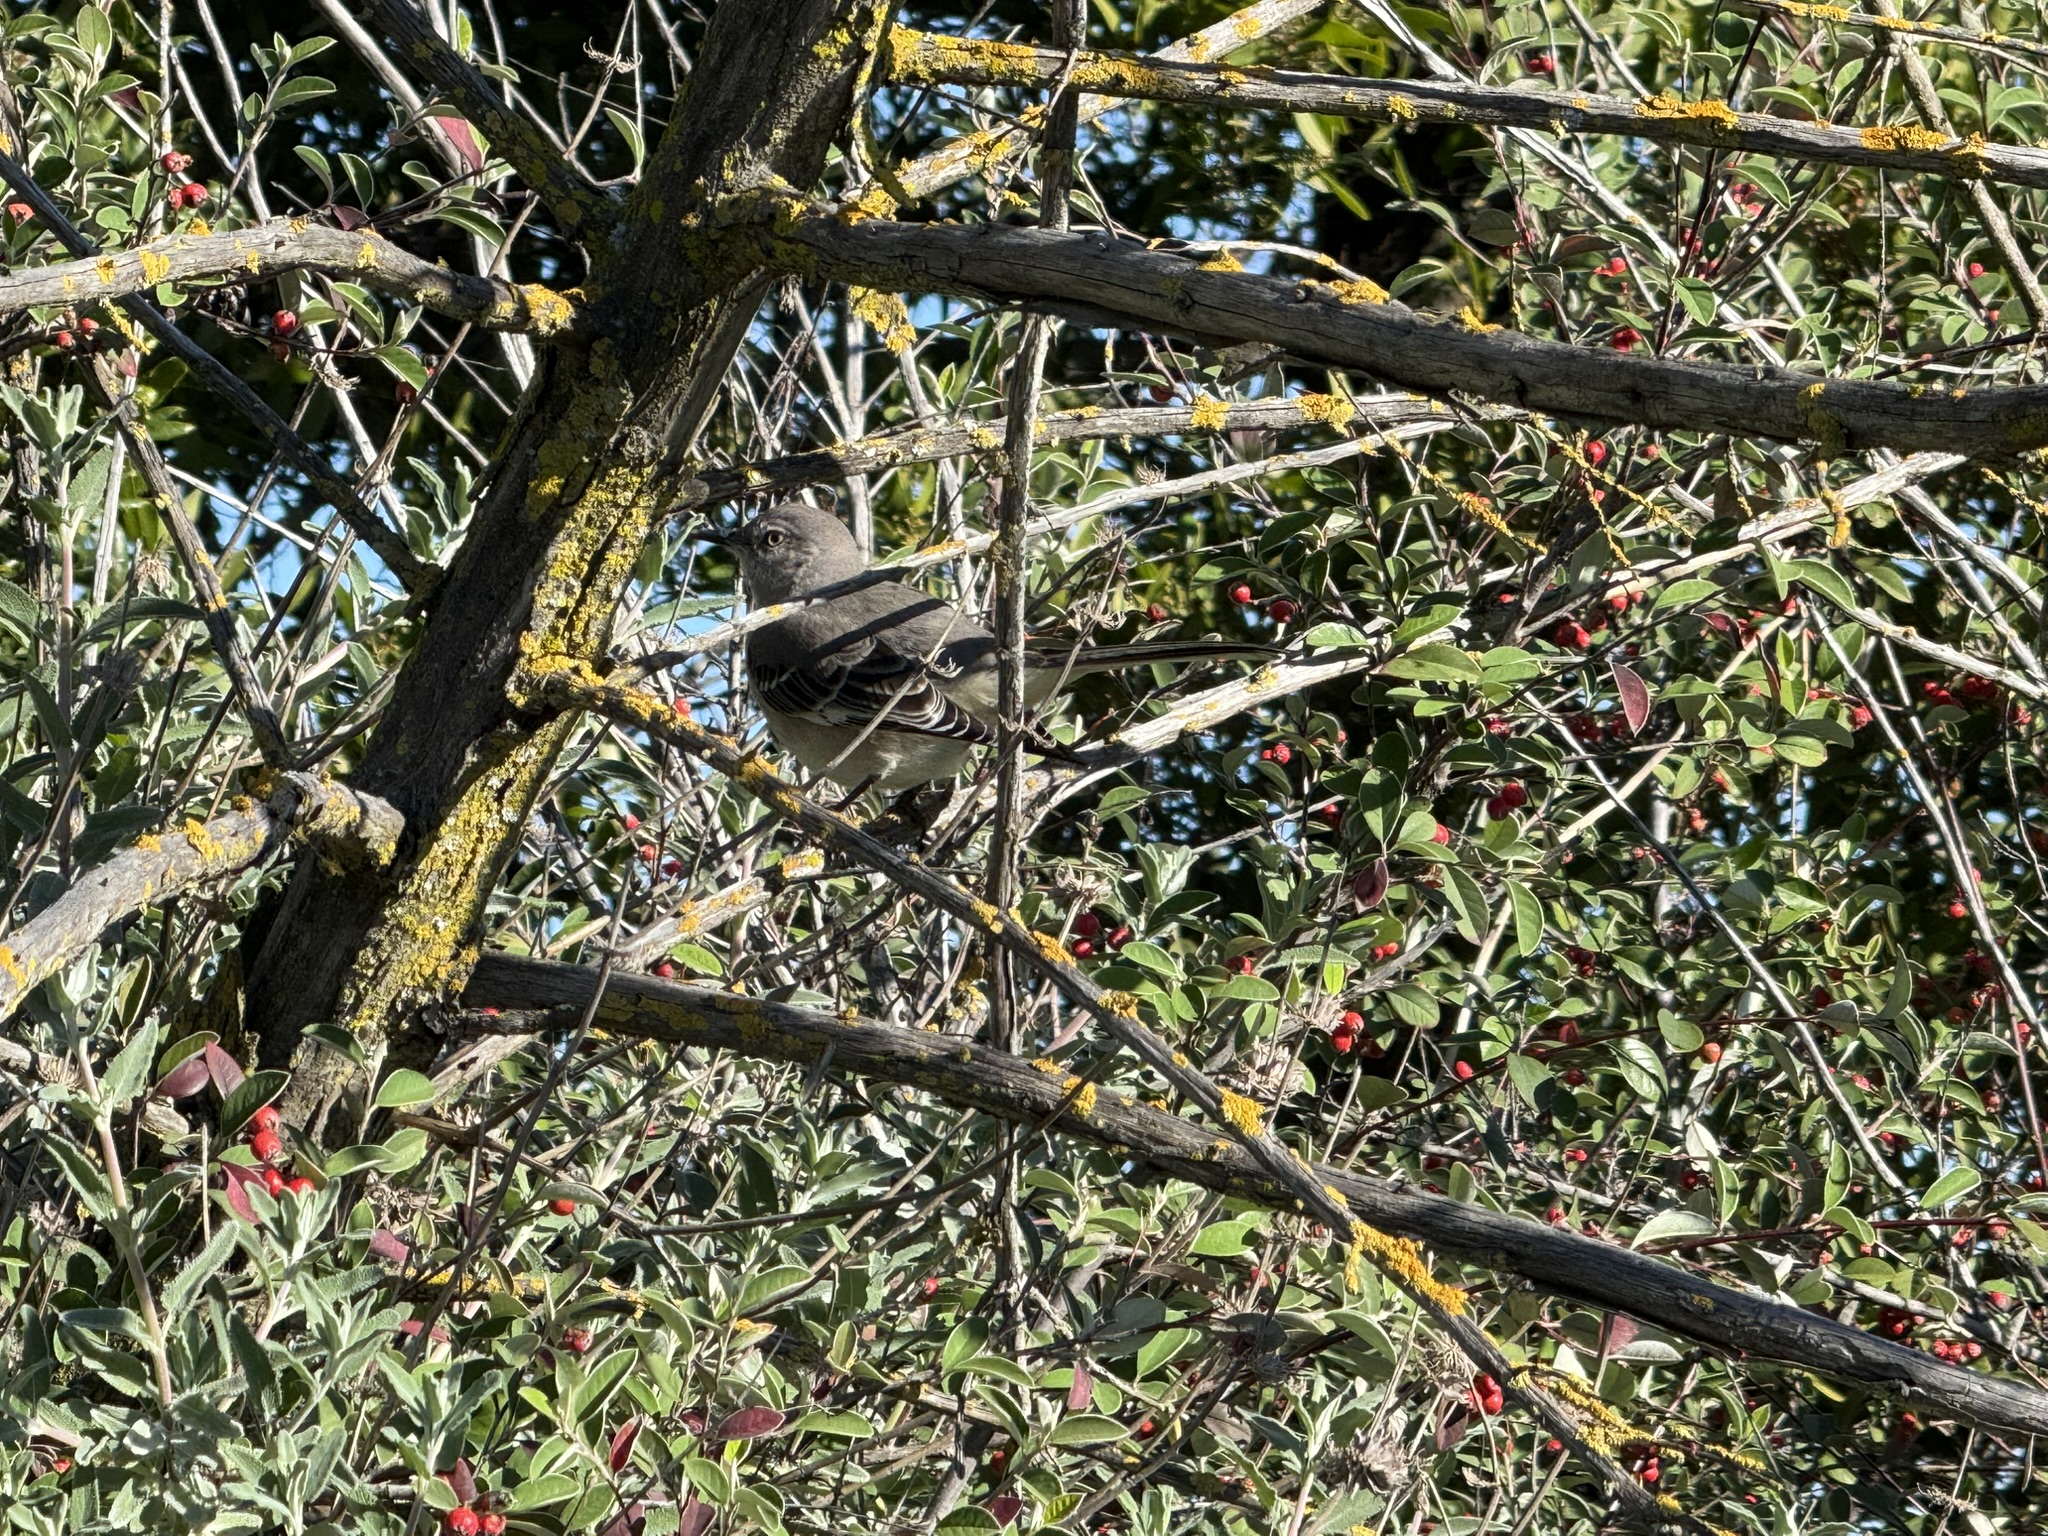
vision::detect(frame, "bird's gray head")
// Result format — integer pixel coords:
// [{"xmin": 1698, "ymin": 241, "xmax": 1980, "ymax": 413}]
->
[{"xmin": 713, "ymin": 504, "xmax": 866, "ymax": 605}]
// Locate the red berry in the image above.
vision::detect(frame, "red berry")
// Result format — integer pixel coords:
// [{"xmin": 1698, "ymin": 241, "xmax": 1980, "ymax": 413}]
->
[
  {"xmin": 161, "ymin": 150, "xmax": 192, "ymax": 173},
  {"xmin": 1485, "ymin": 795, "xmax": 1510, "ymax": 820},
  {"xmin": 1071, "ymin": 939, "xmax": 1095, "ymax": 958},
  {"xmin": 445, "ymin": 1511, "xmax": 480, "ymax": 1536},
  {"xmin": 1136, "ymin": 1418, "xmax": 1157, "ymax": 1438},
  {"xmin": 550, "ymin": 1197, "xmax": 577, "ymax": 1216},
  {"xmin": 481, "ymin": 1517, "xmax": 506, "ymax": 1536},
  {"xmin": 1552, "ymin": 621, "xmax": 1591, "ymax": 649},
  {"xmin": 1949, "ymin": 901, "xmax": 1968, "ymax": 919},
  {"xmin": 182, "ymin": 184, "xmax": 209, "ymax": 208},
  {"xmin": 653, "ymin": 961, "xmax": 677, "ymax": 979},
  {"xmin": 1585, "ymin": 440, "xmax": 1608, "ymax": 467},
  {"xmin": 1107, "ymin": 926, "xmax": 1132, "ymax": 948},
  {"xmin": 1268, "ymin": 742, "xmax": 1291, "ymax": 765},
  {"xmin": 1146, "ymin": 603, "xmax": 1168, "ymax": 622},
  {"xmin": 54, "ymin": 329, "xmax": 74, "ymax": 350},
  {"xmin": 1229, "ymin": 582, "xmax": 1253, "ymax": 605},
  {"xmin": 1453, "ymin": 1060, "xmax": 1476, "ymax": 1080},
  {"xmin": 251, "ymin": 1105, "xmax": 281, "ymax": 1135},
  {"xmin": 1563, "ymin": 1069, "xmax": 1586, "ymax": 1086},
  {"xmin": 1565, "ymin": 1148, "xmax": 1588, "ymax": 1163},
  {"xmin": 563, "ymin": 1327, "xmax": 592, "ymax": 1353},
  {"xmin": 1430, "ymin": 822, "xmax": 1450, "ymax": 845},
  {"xmin": 1331, "ymin": 1024, "xmax": 1357, "ymax": 1053},
  {"xmin": 1498, "ymin": 782, "xmax": 1528, "ymax": 810},
  {"xmin": 922, "ymin": 1276, "xmax": 941, "ymax": 1298},
  {"xmin": 1969, "ymin": 262, "xmax": 1985, "ymax": 278},
  {"xmin": 1527, "ymin": 52, "xmax": 1554, "ymax": 73},
  {"xmin": 1266, "ymin": 597, "xmax": 1297, "ymax": 622},
  {"xmin": 263, "ymin": 1168, "xmax": 286, "ymax": 1196},
  {"xmin": 250, "ymin": 1128, "xmax": 283, "ymax": 1162},
  {"xmin": 1074, "ymin": 912, "xmax": 1102, "ymax": 938},
  {"xmin": 1342, "ymin": 1010, "xmax": 1365, "ymax": 1030},
  {"xmin": 395, "ymin": 381, "xmax": 419, "ymax": 405},
  {"xmin": 621, "ymin": 813, "xmax": 640, "ymax": 831},
  {"xmin": 286, "ymin": 1177, "xmax": 314, "ymax": 1196},
  {"xmin": 1698, "ymin": 1041, "xmax": 1723, "ymax": 1065},
  {"xmin": 1546, "ymin": 1205, "xmax": 1566, "ymax": 1224},
  {"xmin": 1610, "ymin": 326, "xmax": 1642, "ymax": 351},
  {"xmin": 273, "ymin": 309, "xmax": 299, "ymax": 336}
]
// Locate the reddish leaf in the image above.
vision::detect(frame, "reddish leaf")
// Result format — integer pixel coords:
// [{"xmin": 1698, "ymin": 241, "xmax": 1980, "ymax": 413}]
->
[
  {"xmin": 1611, "ymin": 660, "xmax": 1652, "ymax": 735},
  {"xmin": 220, "ymin": 1163, "xmax": 263, "ymax": 1223},
  {"xmin": 609, "ymin": 1417, "xmax": 641, "ymax": 1472},
  {"xmin": 1434, "ymin": 1398, "xmax": 1473, "ymax": 1450},
  {"xmin": 398, "ymin": 1318, "xmax": 451, "ymax": 1343},
  {"xmin": 1599, "ymin": 1312, "xmax": 1640, "ymax": 1354},
  {"xmin": 442, "ymin": 1459, "xmax": 477, "ymax": 1506},
  {"xmin": 202, "ymin": 1043, "xmax": 245, "ymax": 1096},
  {"xmin": 1066, "ymin": 1364, "xmax": 1092, "ymax": 1413},
  {"xmin": 710, "ymin": 1407, "xmax": 785, "ymax": 1442},
  {"xmin": 1702, "ymin": 612, "xmax": 1734, "ymax": 635},
  {"xmin": 598, "ymin": 1502, "xmax": 646, "ymax": 1536},
  {"xmin": 676, "ymin": 1501, "xmax": 712, "ymax": 1536},
  {"xmin": 1351, "ymin": 859, "xmax": 1389, "ymax": 910},
  {"xmin": 156, "ymin": 1054, "xmax": 211, "ymax": 1100},
  {"xmin": 1553, "ymin": 233, "xmax": 1611, "ymax": 258},
  {"xmin": 679, "ymin": 1410, "xmax": 705, "ymax": 1435},
  {"xmin": 989, "ymin": 1494, "xmax": 1024, "ymax": 1527},
  {"xmin": 109, "ymin": 86, "xmax": 142, "ymax": 113},
  {"xmin": 368, "ymin": 1228, "xmax": 413, "ymax": 1265},
  {"xmin": 330, "ymin": 205, "xmax": 370, "ymax": 231},
  {"xmin": 433, "ymin": 116, "xmax": 485, "ymax": 173}
]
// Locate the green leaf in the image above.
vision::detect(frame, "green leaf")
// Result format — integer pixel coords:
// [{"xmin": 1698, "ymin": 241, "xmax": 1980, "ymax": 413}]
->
[
  {"xmin": 1923, "ymin": 1166, "xmax": 1981, "ymax": 1209},
  {"xmin": 789, "ymin": 1410, "xmax": 875, "ymax": 1438},
  {"xmin": 98, "ymin": 1019, "xmax": 159, "ymax": 1114},
  {"xmin": 1048, "ymin": 1413, "xmax": 1129, "ymax": 1446},
  {"xmin": 1188, "ymin": 1221, "xmax": 1254, "ymax": 1256},
  {"xmin": 372, "ymin": 1069, "xmax": 435, "ymax": 1109},
  {"xmin": 1508, "ymin": 880, "xmax": 1543, "ymax": 957},
  {"xmin": 375, "ymin": 345, "xmax": 428, "ymax": 389},
  {"xmin": 162, "ymin": 1222, "xmax": 239, "ymax": 1315},
  {"xmin": 218, "ymin": 1071, "xmax": 291, "ymax": 1138},
  {"xmin": 1505, "ymin": 1052, "xmax": 1551, "ymax": 1106},
  {"xmin": 1381, "ymin": 643, "xmax": 1481, "ymax": 684}
]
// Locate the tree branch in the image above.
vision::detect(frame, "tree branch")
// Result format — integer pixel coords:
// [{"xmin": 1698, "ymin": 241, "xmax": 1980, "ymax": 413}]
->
[
  {"xmin": 883, "ymin": 28, "xmax": 2048, "ymax": 195},
  {"xmin": 463, "ymin": 952, "xmax": 2048, "ymax": 1441},
  {"xmin": 0, "ymin": 220, "xmax": 580, "ymax": 335},
  {"xmin": 781, "ymin": 214, "xmax": 2048, "ymax": 454},
  {"xmin": 0, "ymin": 773, "xmax": 401, "ymax": 1022}
]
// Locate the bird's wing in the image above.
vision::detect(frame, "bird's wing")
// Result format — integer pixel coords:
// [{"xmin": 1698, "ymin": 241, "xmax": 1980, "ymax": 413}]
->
[{"xmin": 750, "ymin": 589, "xmax": 997, "ymax": 747}]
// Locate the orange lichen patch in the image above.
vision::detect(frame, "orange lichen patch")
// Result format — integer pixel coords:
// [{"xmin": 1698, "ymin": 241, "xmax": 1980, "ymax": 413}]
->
[
  {"xmin": 1860, "ymin": 123, "xmax": 1951, "ymax": 153},
  {"xmin": 1097, "ymin": 990, "xmax": 1140, "ymax": 1019},
  {"xmin": 518, "ymin": 283, "xmax": 576, "ymax": 334},
  {"xmin": 1062, "ymin": 1075, "xmax": 1099, "ymax": 1117},
  {"xmin": 1456, "ymin": 305, "xmax": 1500, "ymax": 333},
  {"xmin": 1950, "ymin": 132, "xmax": 1993, "ymax": 175},
  {"xmin": 1218, "ymin": 1088, "xmax": 1264, "ymax": 1137},
  {"xmin": 1198, "ymin": 248, "xmax": 1244, "ymax": 273},
  {"xmin": 0, "ymin": 946, "xmax": 24, "ymax": 986},
  {"xmin": 1293, "ymin": 392, "xmax": 1354, "ymax": 427},
  {"xmin": 138, "ymin": 251, "xmax": 171, "ymax": 284},
  {"xmin": 1031, "ymin": 1057, "xmax": 1063, "ymax": 1077},
  {"xmin": 135, "ymin": 834, "xmax": 163, "ymax": 853},
  {"xmin": 1385, "ymin": 93, "xmax": 1417, "ymax": 123},
  {"xmin": 1188, "ymin": 394, "xmax": 1231, "ymax": 430},
  {"xmin": 1033, "ymin": 930, "xmax": 1076, "ymax": 967},
  {"xmin": 848, "ymin": 286, "xmax": 915, "ymax": 352},
  {"xmin": 95, "ymin": 256, "xmax": 118, "ymax": 284},
  {"xmin": 1635, "ymin": 93, "xmax": 1740, "ymax": 132},
  {"xmin": 182, "ymin": 818, "xmax": 225, "ymax": 862},
  {"xmin": 843, "ymin": 185, "xmax": 899, "ymax": 224},
  {"xmin": 1320, "ymin": 277, "xmax": 1390, "ymax": 305},
  {"xmin": 1344, "ymin": 1221, "xmax": 1467, "ymax": 1313}
]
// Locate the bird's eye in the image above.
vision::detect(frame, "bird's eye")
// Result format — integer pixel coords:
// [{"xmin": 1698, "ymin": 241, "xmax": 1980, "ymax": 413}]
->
[{"xmin": 762, "ymin": 529, "xmax": 786, "ymax": 548}]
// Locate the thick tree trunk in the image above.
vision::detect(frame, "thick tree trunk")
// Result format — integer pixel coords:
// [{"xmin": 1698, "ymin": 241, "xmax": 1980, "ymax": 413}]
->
[{"xmin": 246, "ymin": 0, "xmax": 891, "ymax": 1133}]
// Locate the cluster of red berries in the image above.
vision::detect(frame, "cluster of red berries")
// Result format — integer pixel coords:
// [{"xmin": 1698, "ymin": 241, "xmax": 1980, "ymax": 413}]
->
[
  {"xmin": 246, "ymin": 1105, "xmax": 313, "ymax": 1198},
  {"xmin": 51, "ymin": 315, "xmax": 105, "ymax": 354},
  {"xmin": 1630, "ymin": 1449, "xmax": 1662, "ymax": 1484},
  {"xmin": 1595, "ymin": 256, "xmax": 1626, "ymax": 278},
  {"xmin": 166, "ymin": 181, "xmax": 208, "ymax": 214},
  {"xmin": 1485, "ymin": 781, "xmax": 1529, "ymax": 820},
  {"xmin": 1727, "ymin": 180, "xmax": 1765, "ymax": 217},
  {"xmin": 1561, "ymin": 944, "xmax": 1600, "ymax": 978},
  {"xmin": 1259, "ymin": 741, "xmax": 1292, "ymax": 765},
  {"xmin": 1609, "ymin": 326, "xmax": 1642, "ymax": 351},
  {"xmin": 1368, "ymin": 941, "xmax": 1400, "ymax": 962},
  {"xmin": 1069, "ymin": 911, "xmax": 1133, "ymax": 958},
  {"xmin": 1329, "ymin": 1009, "xmax": 1366, "ymax": 1053},
  {"xmin": 1929, "ymin": 1337, "xmax": 1985, "ymax": 1364},
  {"xmin": 1483, "ymin": 715, "xmax": 1513, "ymax": 737},
  {"xmin": 1872, "ymin": 1305, "xmax": 1916, "ymax": 1340},
  {"xmin": 1222, "ymin": 581, "xmax": 1297, "ymax": 624},
  {"xmin": 1923, "ymin": 674, "xmax": 2005, "ymax": 711},
  {"xmin": 442, "ymin": 1506, "xmax": 506, "ymax": 1534},
  {"xmin": 1467, "ymin": 1372, "xmax": 1505, "ymax": 1414},
  {"xmin": 1526, "ymin": 52, "xmax": 1555, "ymax": 74}
]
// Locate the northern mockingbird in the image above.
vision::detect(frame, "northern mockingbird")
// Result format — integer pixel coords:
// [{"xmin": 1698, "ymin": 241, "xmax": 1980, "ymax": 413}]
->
[{"xmin": 709, "ymin": 504, "xmax": 1272, "ymax": 790}]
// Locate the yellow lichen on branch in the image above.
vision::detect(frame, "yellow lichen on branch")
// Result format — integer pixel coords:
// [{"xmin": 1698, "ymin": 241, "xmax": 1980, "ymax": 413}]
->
[
  {"xmin": 848, "ymin": 286, "xmax": 916, "ymax": 352},
  {"xmin": 1860, "ymin": 123, "xmax": 1951, "ymax": 153},
  {"xmin": 1218, "ymin": 1088, "xmax": 1264, "ymax": 1136},
  {"xmin": 1188, "ymin": 394, "xmax": 1231, "ymax": 430},
  {"xmin": 1635, "ymin": 93, "xmax": 1740, "ymax": 132},
  {"xmin": 1344, "ymin": 1220, "xmax": 1467, "ymax": 1314}
]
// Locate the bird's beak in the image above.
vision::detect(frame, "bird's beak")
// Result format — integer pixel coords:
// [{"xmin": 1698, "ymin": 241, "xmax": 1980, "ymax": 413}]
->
[{"xmin": 698, "ymin": 524, "xmax": 740, "ymax": 549}]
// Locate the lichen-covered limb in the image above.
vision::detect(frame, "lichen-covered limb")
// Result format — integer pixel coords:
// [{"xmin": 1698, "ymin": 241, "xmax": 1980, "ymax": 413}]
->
[
  {"xmin": 615, "ymin": 851, "xmax": 829, "ymax": 964},
  {"xmin": 465, "ymin": 950, "xmax": 2048, "ymax": 1442},
  {"xmin": 884, "ymin": 29, "xmax": 2044, "ymax": 193},
  {"xmin": 0, "ymin": 148, "xmax": 434, "ymax": 594},
  {"xmin": 0, "ymin": 220, "xmax": 580, "ymax": 334},
  {"xmin": 890, "ymin": 0, "xmax": 1323, "ymax": 203},
  {"xmin": 665, "ymin": 393, "xmax": 1420, "ymax": 513},
  {"xmin": 782, "ymin": 215, "xmax": 2048, "ymax": 455},
  {"xmin": 352, "ymin": 0, "xmax": 604, "ymax": 236},
  {"xmin": 0, "ymin": 773, "xmax": 401, "ymax": 1021}
]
